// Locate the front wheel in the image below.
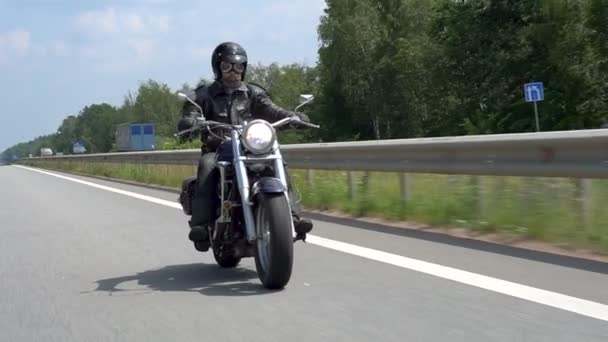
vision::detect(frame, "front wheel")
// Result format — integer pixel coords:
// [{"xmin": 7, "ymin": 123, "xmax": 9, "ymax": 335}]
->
[{"xmin": 254, "ymin": 193, "xmax": 294, "ymax": 289}]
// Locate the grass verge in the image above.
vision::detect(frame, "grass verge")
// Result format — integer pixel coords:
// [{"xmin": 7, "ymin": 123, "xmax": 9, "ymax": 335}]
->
[{"xmin": 20, "ymin": 160, "xmax": 608, "ymax": 254}]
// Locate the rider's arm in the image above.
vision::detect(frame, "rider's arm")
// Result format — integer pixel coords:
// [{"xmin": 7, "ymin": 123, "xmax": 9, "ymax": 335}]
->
[
  {"xmin": 248, "ymin": 84, "xmax": 296, "ymax": 122},
  {"xmin": 180, "ymin": 87, "xmax": 207, "ymax": 120},
  {"xmin": 177, "ymin": 87, "xmax": 207, "ymax": 141}
]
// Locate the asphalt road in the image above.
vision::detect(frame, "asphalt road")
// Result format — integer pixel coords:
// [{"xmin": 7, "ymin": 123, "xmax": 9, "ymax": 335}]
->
[{"xmin": 2, "ymin": 165, "xmax": 608, "ymax": 341}]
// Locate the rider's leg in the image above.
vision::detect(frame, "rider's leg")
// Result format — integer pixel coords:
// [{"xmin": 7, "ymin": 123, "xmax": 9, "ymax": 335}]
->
[{"xmin": 189, "ymin": 152, "xmax": 219, "ymax": 250}]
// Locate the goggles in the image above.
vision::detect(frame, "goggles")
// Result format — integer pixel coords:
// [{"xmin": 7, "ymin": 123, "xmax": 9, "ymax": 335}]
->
[{"xmin": 220, "ymin": 61, "xmax": 245, "ymax": 74}]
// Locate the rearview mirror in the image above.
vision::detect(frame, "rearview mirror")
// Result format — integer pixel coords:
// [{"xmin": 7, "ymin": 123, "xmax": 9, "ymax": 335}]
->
[
  {"xmin": 295, "ymin": 94, "xmax": 314, "ymax": 112},
  {"xmin": 177, "ymin": 92, "xmax": 192, "ymax": 103},
  {"xmin": 298, "ymin": 94, "xmax": 314, "ymax": 104},
  {"xmin": 177, "ymin": 91, "xmax": 205, "ymax": 119}
]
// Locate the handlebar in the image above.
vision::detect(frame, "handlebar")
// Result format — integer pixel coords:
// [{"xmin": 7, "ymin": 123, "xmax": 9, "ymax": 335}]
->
[
  {"xmin": 175, "ymin": 115, "xmax": 320, "ymax": 139},
  {"xmin": 271, "ymin": 115, "xmax": 320, "ymax": 129},
  {"xmin": 174, "ymin": 119, "xmax": 233, "ymax": 138},
  {"xmin": 298, "ymin": 121, "xmax": 321, "ymax": 129}
]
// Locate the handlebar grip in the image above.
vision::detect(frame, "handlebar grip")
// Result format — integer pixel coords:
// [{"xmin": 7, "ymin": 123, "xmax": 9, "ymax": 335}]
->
[
  {"xmin": 175, "ymin": 127, "xmax": 195, "ymax": 137},
  {"xmin": 300, "ymin": 122, "xmax": 320, "ymax": 129},
  {"xmin": 202, "ymin": 120, "xmax": 221, "ymax": 125}
]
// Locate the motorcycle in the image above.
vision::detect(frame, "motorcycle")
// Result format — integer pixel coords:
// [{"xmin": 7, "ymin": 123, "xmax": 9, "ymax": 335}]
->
[{"xmin": 175, "ymin": 92, "xmax": 319, "ymax": 289}]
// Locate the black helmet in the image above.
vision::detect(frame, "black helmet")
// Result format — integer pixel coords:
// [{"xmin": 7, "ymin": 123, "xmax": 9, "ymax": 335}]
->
[{"xmin": 211, "ymin": 42, "xmax": 248, "ymax": 80}]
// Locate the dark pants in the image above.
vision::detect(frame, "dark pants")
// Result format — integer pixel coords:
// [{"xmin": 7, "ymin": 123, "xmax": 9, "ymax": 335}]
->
[{"xmin": 190, "ymin": 152, "xmax": 303, "ymax": 226}]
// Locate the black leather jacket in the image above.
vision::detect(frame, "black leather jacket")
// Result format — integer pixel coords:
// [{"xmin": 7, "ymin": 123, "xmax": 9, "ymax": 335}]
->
[{"xmin": 180, "ymin": 81, "xmax": 296, "ymax": 151}]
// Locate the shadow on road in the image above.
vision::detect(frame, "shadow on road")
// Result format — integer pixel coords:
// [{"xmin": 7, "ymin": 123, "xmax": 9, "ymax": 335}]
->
[
  {"xmin": 306, "ymin": 212, "xmax": 608, "ymax": 275},
  {"xmin": 93, "ymin": 263, "xmax": 275, "ymax": 297}
]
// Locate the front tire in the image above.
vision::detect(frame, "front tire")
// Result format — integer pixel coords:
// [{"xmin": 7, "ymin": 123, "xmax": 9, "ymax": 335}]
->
[{"xmin": 254, "ymin": 193, "xmax": 294, "ymax": 289}]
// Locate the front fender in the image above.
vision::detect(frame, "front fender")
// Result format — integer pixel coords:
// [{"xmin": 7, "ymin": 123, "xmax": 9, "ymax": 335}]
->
[{"xmin": 251, "ymin": 177, "xmax": 287, "ymax": 200}]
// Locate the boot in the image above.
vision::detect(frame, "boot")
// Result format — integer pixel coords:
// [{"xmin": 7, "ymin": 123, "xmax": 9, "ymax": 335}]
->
[
  {"xmin": 188, "ymin": 221, "xmax": 210, "ymax": 252},
  {"xmin": 293, "ymin": 215, "xmax": 313, "ymax": 242}
]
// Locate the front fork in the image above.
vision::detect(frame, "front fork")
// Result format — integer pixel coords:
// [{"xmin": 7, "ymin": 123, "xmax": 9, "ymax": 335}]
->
[
  {"xmin": 231, "ymin": 132, "xmax": 293, "ymax": 242},
  {"xmin": 232, "ymin": 131, "xmax": 256, "ymax": 242}
]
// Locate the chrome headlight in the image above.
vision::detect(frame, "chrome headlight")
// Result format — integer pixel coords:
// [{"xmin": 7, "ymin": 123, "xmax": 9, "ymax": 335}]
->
[{"xmin": 242, "ymin": 120, "xmax": 276, "ymax": 154}]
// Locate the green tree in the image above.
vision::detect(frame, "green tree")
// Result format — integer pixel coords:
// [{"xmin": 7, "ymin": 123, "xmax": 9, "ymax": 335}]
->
[
  {"xmin": 317, "ymin": 0, "xmax": 384, "ymax": 140},
  {"xmin": 74, "ymin": 103, "xmax": 120, "ymax": 153},
  {"xmin": 582, "ymin": 0, "xmax": 608, "ymax": 123},
  {"xmin": 131, "ymin": 79, "xmax": 181, "ymax": 137}
]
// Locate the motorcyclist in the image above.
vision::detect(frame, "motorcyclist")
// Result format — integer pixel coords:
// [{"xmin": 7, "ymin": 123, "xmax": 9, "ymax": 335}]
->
[{"xmin": 177, "ymin": 41, "xmax": 313, "ymax": 252}]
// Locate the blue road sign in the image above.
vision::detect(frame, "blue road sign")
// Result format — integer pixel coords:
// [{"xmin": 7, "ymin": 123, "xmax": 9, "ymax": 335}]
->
[{"xmin": 524, "ymin": 82, "xmax": 544, "ymax": 102}]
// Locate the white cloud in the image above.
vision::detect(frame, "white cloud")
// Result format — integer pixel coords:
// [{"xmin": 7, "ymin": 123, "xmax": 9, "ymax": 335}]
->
[
  {"xmin": 69, "ymin": 37, "xmax": 166, "ymax": 73},
  {"xmin": 189, "ymin": 46, "xmax": 214, "ymax": 59},
  {"xmin": 129, "ymin": 39, "xmax": 157, "ymax": 63},
  {"xmin": 75, "ymin": 8, "xmax": 172, "ymax": 36},
  {"xmin": 0, "ymin": 29, "xmax": 31, "ymax": 64},
  {"xmin": 50, "ymin": 1, "xmax": 322, "ymax": 72},
  {"xmin": 71, "ymin": 7, "xmax": 175, "ymax": 70},
  {"xmin": 8, "ymin": 30, "xmax": 31, "ymax": 55},
  {"xmin": 76, "ymin": 8, "xmax": 119, "ymax": 34},
  {"xmin": 148, "ymin": 15, "xmax": 171, "ymax": 33},
  {"xmin": 124, "ymin": 13, "xmax": 145, "ymax": 33}
]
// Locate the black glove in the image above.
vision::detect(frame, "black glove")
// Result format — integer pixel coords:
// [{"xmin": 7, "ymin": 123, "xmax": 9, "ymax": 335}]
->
[
  {"xmin": 177, "ymin": 117, "xmax": 196, "ymax": 132},
  {"xmin": 294, "ymin": 112, "xmax": 311, "ymax": 123},
  {"xmin": 176, "ymin": 117, "xmax": 197, "ymax": 143}
]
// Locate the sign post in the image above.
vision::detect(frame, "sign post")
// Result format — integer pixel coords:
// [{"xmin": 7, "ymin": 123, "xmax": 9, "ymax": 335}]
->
[{"xmin": 524, "ymin": 82, "xmax": 544, "ymax": 132}]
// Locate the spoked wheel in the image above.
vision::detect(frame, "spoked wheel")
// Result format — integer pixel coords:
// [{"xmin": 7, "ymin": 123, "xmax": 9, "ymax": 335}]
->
[{"xmin": 254, "ymin": 193, "xmax": 294, "ymax": 289}]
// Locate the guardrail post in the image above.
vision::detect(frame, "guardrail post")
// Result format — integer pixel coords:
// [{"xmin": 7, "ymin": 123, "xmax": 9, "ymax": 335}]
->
[
  {"xmin": 399, "ymin": 173, "xmax": 410, "ymax": 204},
  {"xmin": 306, "ymin": 169, "xmax": 314, "ymax": 189},
  {"xmin": 471, "ymin": 176, "xmax": 487, "ymax": 222},
  {"xmin": 519, "ymin": 177, "xmax": 535, "ymax": 228},
  {"xmin": 348, "ymin": 171, "xmax": 356, "ymax": 199},
  {"xmin": 576, "ymin": 178, "xmax": 593, "ymax": 231}
]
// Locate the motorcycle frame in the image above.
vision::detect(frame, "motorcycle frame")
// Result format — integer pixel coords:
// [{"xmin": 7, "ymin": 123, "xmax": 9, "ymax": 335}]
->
[{"xmin": 215, "ymin": 129, "xmax": 292, "ymax": 243}]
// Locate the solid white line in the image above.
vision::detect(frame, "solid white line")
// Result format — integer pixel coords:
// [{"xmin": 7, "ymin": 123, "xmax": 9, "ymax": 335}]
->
[
  {"xmin": 14, "ymin": 165, "xmax": 181, "ymax": 210},
  {"xmin": 306, "ymin": 235, "xmax": 608, "ymax": 322},
  {"xmin": 14, "ymin": 165, "xmax": 608, "ymax": 322}
]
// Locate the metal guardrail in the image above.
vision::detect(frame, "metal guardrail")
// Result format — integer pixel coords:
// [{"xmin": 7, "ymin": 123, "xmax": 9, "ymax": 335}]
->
[{"xmin": 25, "ymin": 129, "xmax": 608, "ymax": 179}]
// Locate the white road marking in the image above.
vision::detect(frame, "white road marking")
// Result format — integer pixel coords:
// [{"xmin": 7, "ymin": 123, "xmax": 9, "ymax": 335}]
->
[
  {"xmin": 14, "ymin": 165, "xmax": 608, "ymax": 322},
  {"xmin": 307, "ymin": 235, "xmax": 608, "ymax": 322},
  {"xmin": 14, "ymin": 165, "xmax": 181, "ymax": 209}
]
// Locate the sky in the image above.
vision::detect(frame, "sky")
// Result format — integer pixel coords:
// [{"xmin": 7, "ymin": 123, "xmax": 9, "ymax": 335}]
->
[{"xmin": 0, "ymin": 0, "xmax": 326, "ymax": 152}]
